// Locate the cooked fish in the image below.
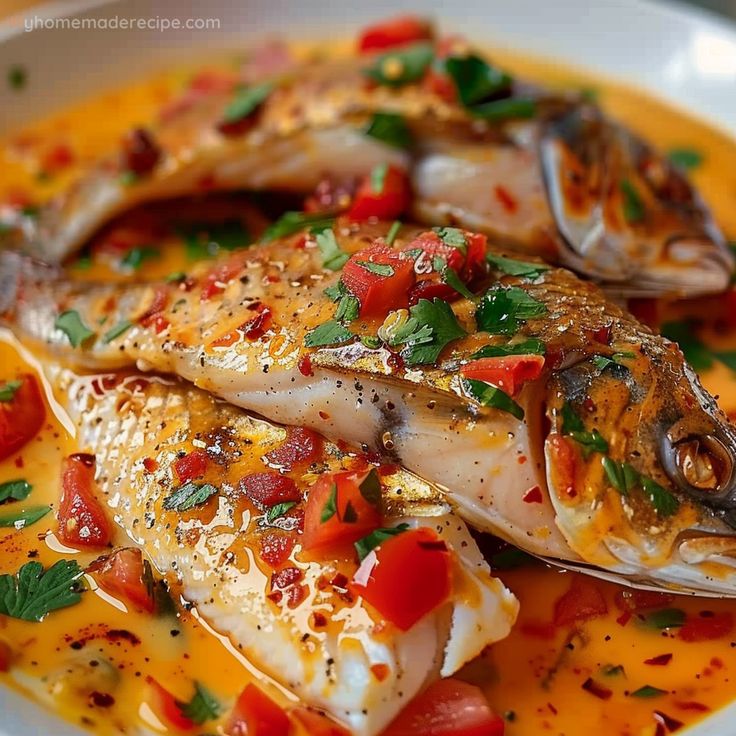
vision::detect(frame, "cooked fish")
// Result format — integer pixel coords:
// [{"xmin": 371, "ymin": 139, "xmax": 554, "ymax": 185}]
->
[
  {"xmin": 53, "ymin": 368, "xmax": 517, "ymax": 736},
  {"xmin": 2, "ymin": 38, "xmax": 729, "ymax": 296},
  {"xmin": 4, "ymin": 222, "xmax": 736, "ymax": 594}
]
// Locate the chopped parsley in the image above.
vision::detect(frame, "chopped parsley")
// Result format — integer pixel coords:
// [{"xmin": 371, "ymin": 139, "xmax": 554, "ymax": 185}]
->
[
  {"xmin": 0, "ymin": 380, "xmax": 22, "ymax": 403},
  {"xmin": 432, "ymin": 226, "xmax": 467, "ymax": 251},
  {"xmin": 355, "ymin": 524, "xmax": 410, "ymax": 561},
  {"xmin": 620, "ymin": 179, "xmax": 645, "ymax": 223},
  {"xmin": 0, "ymin": 479, "xmax": 32, "ymax": 503},
  {"xmin": 8, "ymin": 65, "xmax": 26, "ymax": 91},
  {"xmin": 602, "ymin": 458, "xmax": 679, "ymax": 517},
  {"xmin": 471, "ymin": 337, "xmax": 546, "ymax": 359},
  {"xmin": 0, "ymin": 560, "xmax": 85, "ymax": 622},
  {"xmin": 486, "ymin": 253, "xmax": 549, "ymax": 279},
  {"xmin": 630, "ymin": 685, "xmax": 668, "ymax": 699},
  {"xmin": 304, "ymin": 320, "xmax": 354, "ymax": 348},
  {"xmin": 475, "ymin": 286, "xmax": 547, "ymax": 335},
  {"xmin": 320, "ymin": 483, "xmax": 338, "ymax": 523},
  {"xmin": 364, "ymin": 43, "xmax": 434, "ymax": 87},
  {"xmin": 470, "ymin": 97, "xmax": 536, "ymax": 121},
  {"xmin": 356, "ymin": 260, "xmax": 394, "ymax": 277},
  {"xmin": 162, "ymin": 482, "xmax": 218, "ymax": 512},
  {"xmin": 316, "ymin": 229, "xmax": 349, "ymax": 271},
  {"xmin": 165, "ymin": 271, "xmax": 187, "ymax": 283},
  {"xmin": 462, "ymin": 378, "xmax": 524, "ymax": 420},
  {"xmin": 592, "ymin": 352, "xmax": 635, "ymax": 371},
  {"xmin": 396, "ymin": 298, "xmax": 466, "ymax": 365},
  {"xmin": 266, "ymin": 501, "xmax": 296, "ymax": 523},
  {"xmin": 120, "ymin": 245, "xmax": 160, "ymax": 271},
  {"xmin": 662, "ymin": 320, "xmax": 736, "ymax": 373},
  {"xmin": 180, "ymin": 220, "xmax": 251, "ymax": 260},
  {"xmin": 220, "ymin": 82, "xmax": 273, "ymax": 126},
  {"xmin": 560, "ymin": 402, "xmax": 608, "ymax": 457},
  {"xmin": 643, "ymin": 608, "xmax": 686, "ymax": 630},
  {"xmin": 102, "ymin": 319, "xmax": 133, "ymax": 344},
  {"xmin": 667, "ymin": 147, "xmax": 703, "ymax": 171},
  {"xmin": 365, "ymin": 112, "xmax": 412, "ymax": 149},
  {"xmin": 263, "ymin": 211, "xmax": 335, "ymax": 242},
  {"xmin": 370, "ymin": 163, "xmax": 388, "ymax": 193},
  {"xmin": 0, "ymin": 505, "xmax": 51, "ymax": 529},
  {"xmin": 334, "ymin": 294, "xmax": 360, "ymax": 322},
  {"xmin": 441, "ymin": 266, "xmax": 475, "ymax": 300},
  {"xmin": 443, "ymin": 54, "xmax": 511, "ymax": 107},
  {"xmin": 55, "ymin": 310, "xmax": 95, "ymax": 348},
  {"xmin": 181, "ymin": 682, "xmax": 222, "ymax": 724}
]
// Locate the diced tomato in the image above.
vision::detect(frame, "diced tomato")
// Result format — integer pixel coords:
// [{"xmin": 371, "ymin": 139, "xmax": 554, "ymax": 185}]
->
[
  {"xmin": 408, "ymin": 279, "xmax": 459, "ymax": 306},
  {"xmin": 341, "ymin": 244, "xmax": 416, "ymax": 317},
  {"xmin": 41, "ymin": 143, "xmax": 75, "ymax": 174},
  {"xmin": 0, "ymin": 640, "xmax": 12, "ymax": 672},
  {"xmin": 382, "ymin": 677, "xmax": 504, "ymax": 736},
  {"xmin": 349, "ymin": 528, "xmax": 451, "ymax": 631},
  {"xmin": 302, "ymin": 469, "xmax": 382, "ymax": 555},
  {"xmin": 0, "ymin": 374, "xmax": 45, "ymax": 460},
  {"xmin": 201, "ymin": 251, "xmax": 251, "ymax": 301},
  {"xmin": 173, "ymin": 449, "xmax": 209, "ymax": 483},
  {"xmin": 460, "ymin": 355, "xmax": 545, "ymax": 396},
  {"xmin": 146, "ymin": 677, "xmax": 195, "ymax": 732},
  {"xmin": 291, "ymin": 707, "xmax": 350, "ymax": 736},
  {"xmin": 258, "ymin": 531, "xmax": 297, "ymax": 568},
  {"xmin": 423, "ymin": 67, "xmax": 458, "ymax": 104},
  {"xmin": 240, "ymin": 472, "xmax": 301, "ymax": 509},
  {"xmin": 58, "ymin": 453, "xmax": 112, "ymax": 548},
  {"xmin": 404, "ymin": 231, "xmax": 466, "ymax": 272},
  {"xmin": 264, "ymin": 427, "xmax": 324, "ymax": 469},
  {"xmin": 614, "ymin": 588, "xmax": 675, "ymax": 613},
  {"xmin": 348, "ymin": 165, "xmax": 412, "ymax": 223},
  {"xmin": 553, "ymin": 576, "xmax": 608, "ymax": 627},
  {"xmin": 546, "ymin": 435, "xmax": 578, "ymax": 499},
  {"xmin": 463, "ymin": 232, "xmax": 488, "ymax": 276},
  {"xmin": 88, "ymin": 547, "xmax": 155, "ymax": 613},
  {"xmin": 679, "ymin": 612, "xmax": 734, "ymax": 642},
  {"xmin": 357, "ymin": 15, "xmax": 432, "ymax": 54},
  {"xmin": 226, "ymin": 683, "xmax": 290, "ymax": 736}
]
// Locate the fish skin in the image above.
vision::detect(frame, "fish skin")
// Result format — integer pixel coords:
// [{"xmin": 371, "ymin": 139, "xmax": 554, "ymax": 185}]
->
[
  {"xmin": 54, "ymin": 369, "xmax": 517, "ymax": 736},
  {"xmin": 1, "ymin": 48, "xmax": 729, "ymax": 296},
  {"xmin": 4, "ymin": 222, "xmax": 736, "ymax": 594}
]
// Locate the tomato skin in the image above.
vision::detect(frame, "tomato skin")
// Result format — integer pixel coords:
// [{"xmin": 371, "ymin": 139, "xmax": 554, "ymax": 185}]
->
[
  {"xmin": 404, "ymin": 231, "xmax": 466, "ymax": 272},
  {"xmin": 350, "ymin": 528, "xmax": 451, "ymax": 631},
  {"xmin": 88, "ymin": 547, "xmax": 155, "ymax": 613},
  {"xmin": 546, "ymin": 435, "xmax": 578, "ymax": 499},
  {"xmin": 357, "ymin": 15, "xmax": 432, "ymax": 54},
  {"xmin": 291, "ymin": 707, "xmax": 350, "ymax": 736},
  {"xmin": 348, "ymin": 165, "xmax": 412, "ymax": 222},
  {"xmin": 382, "ymin": 678, "xmax": 504, "ymax": 736},
  {"xmin": 553, "ymin": 576, "xmax": 608, "ymax": 627},
  {"xmin": 173, "ymin": 449, "xmax": 209, "ymax": 483},
  {"xmin": 460, "ymin": 355, "xmax": 545, "ymax": 396},
  {"xmin": 341, "ymin": 244, "xmax": 416, "ymax": 317},
  {"xmin": 302, "ymin": 470, "xmax": 382, "ymax": 555},
  {"xmin": 408, "ymin": 279, "xmax": 459, "ymax": 306},
  {"xmin": 265, "ymin": 427, "xmax": 324, "ymax": 469},
  {"xmin": 679, "ymin": 612, "xmax": 734, "ymax": 642},
  {"xmin": 0, "ymin": 374, "xmax": 45, "ymax": 460},
  {"xmin": 58, "ymin": 454, "xmax": 112, "ymax": 548},
  {"xmin": 146, "ymin": 677, "xmax": 196, "ymax": 732},
  {"xmin": 226, "ymin": 684, "xmax": 290, "ymax": 736},
  {"xmin": 239, "ymin": 472, "xmax": 301, "ymax": 509}
]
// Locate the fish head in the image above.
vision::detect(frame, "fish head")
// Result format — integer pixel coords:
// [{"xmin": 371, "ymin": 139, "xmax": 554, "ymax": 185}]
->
[
  {"xmin": 540, "ymin": 103, "xmax": 734, "ymax": 298},
  {"xmin": 542, "ymin": 336, "xmax": 736, "ymax": 595}
]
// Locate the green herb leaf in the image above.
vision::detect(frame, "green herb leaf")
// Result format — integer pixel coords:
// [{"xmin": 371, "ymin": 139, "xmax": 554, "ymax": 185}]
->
[
  {"xmin": 0, "ymin": 479, "xmax": 32, "ymax": 503},
  {"xmin": 471, "ymin": 338, "xmax": 546, "ymax": 359},
  {"xmin": 120, "ymin": 246, "xmax": 160, "ymax": 271},
  {"xmin": 641, "ymin": 476, "xmax": 680, "ymax": 517},
  {"xmin": 304, "ymin": 320, "xmax": 354, "ymax": 348},
  {"xmin": 432, "ymin": 226, "xmax": 468, "ymax": 252},
  {"xmin": 181, "ymin": 682, "xmax": 221, "ymax": 724},
  {"xmin": 470, "ymin": 97, "xmax": 536, "ymax": 121},
  {"xmin": 601, "ymin": 664, "xmax": 625, "ymax": 677},
  {"xmin": 0, "ymin": 505, "xmax": 51, "ymax": 529},
  {"xmin": 320, "ymin": 483, "xmax": 338, "ymax": 523},
  {"xmin": 55, "ymin": 310, "xmax": 95, "ymax": 347},
  {"xmin": 119, "ymin": 171, "xmax": 139, "ymax": 186},
  {"xmin": 442, "ymin": 267, "xmax": 475, "ymax": 300},
  {"xmin": 263, "ymin": 211, "xmax": 335, "ymax": 242},
  {"xmin": 489, "ymin": 546, "xmax": 534, "ymax": 570},
  {"xmin": 667, "ymin": 147, "xmax": 703, "ymax": 171},
  {"xmin": 0, "ymin": 380, "xmax": 22, "ymax": 403},
  {"xmin": 602, "ymin": 458, "xmax": 679, "ymax": 517},
  {"xmin": 365, "ymin": 112, "xmax": 412, "ymax": 149},
  {"xmin": 354, "ymin": 524, "xmax": 410, "ymax": 562},
  {"xmin": 476, "ymin": 286, "xmax": 547, "ymax": 335},
  {"xmin": 602, "ymin": 458, "xmax": 640, "ymax": 496},
  {"xmin": 462, "ymin": 378, "xmax": 524, "ymax": 420},
  {"xmin": 343, "ymin": 500, "xmax": 358, "ymax": 523},
  {"xmin": 620, "ymin": 179, "xmax": 645, "ymax": 223},
  {"xmin": 400, "ymin": 298, "xmax": 466, "ymax": 365},
  {"xmin": 386, "ymin": 220, "xmax": 402, "ymax": 246},
  {"xmin": 179, "ymin": 220, "xmax": 251, "ymax": 260},
  {"xmin": 8, "ymin": 65, "xmax": 27, "ymax": 91},
  {"xmin": 364, "ymin": 43, "xmax": 434, "ymax": 88},
  {"xmin": 592, "ymin": 352, "xmax": 635, "ymax": 371},
  {"xmin": 630, "ymin": 685, "xmax": 668, "ymax": 699},
  {"xmin": 486, "ymin": 253, "xmax": 549, "ymax": 279},
  {"xmin": 102, "ymin": 320, "xmax": 133, "ymax": 344},
  {"xmin": 316, "ymin": 229, "xmax": 349, "ymax": 271},
  {"xmin": 162, "ymin": 482, "xmax": 218, "ymax": 512},
  {"xmin": 358, "ymin": 469, "xmax": 381, "ymax": 508},
  {"xmin": 324, "ymin": 281, "xmax": 347, "ymax": 302},
  {"xmin": 165, "ymin": 271, "xmax": 187, "ymax": 283},
  {"xmin": 360, "ymin": 335, "xmax": 382, "ymax": 349},
  {"xmin": 560, "ymin": 402, "xmax": 608, "ymax": 457},
  {"xmin": 0, "ymin": 560, "xmax": 85, "ymax": 622},
  {"xmin": 266, "ymin": 501, "xmax": 296, "ymax": 523},
  {"xmin": 643, "ymin": 608, "xmax": 686, "ymax": 630},
  {"xmin": 443, "ymin": 54, "xmax": 511, "ymax": 107},
  {"xmin": 370, "ymin": 163, "xmax": 388, "ymax": 194},
  {"xmin": 334, "ymin": 294, "xmax": 360, "ymax": 323},
  {"xmin": 221, "ymin": 82, "xmax": 273, "ymax": 125},
  {"xmin": 356, "ymin": 260, "xmax": 394, "ymax": 277}
]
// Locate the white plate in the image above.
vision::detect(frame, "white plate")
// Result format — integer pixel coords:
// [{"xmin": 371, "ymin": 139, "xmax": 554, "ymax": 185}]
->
[{"xmin": 1, "ymin": 1, "xmax": 735, "ymax": 734}]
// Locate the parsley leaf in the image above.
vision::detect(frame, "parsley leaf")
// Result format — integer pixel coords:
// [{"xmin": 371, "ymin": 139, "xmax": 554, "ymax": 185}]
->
[
  {"xmin": 462, "ymin": 378, "xmax": 524, "ymax": 420},
  {"xmin": 432, "ymin": 226, "xmax": 467, "ymax": 252},
  {"xmin": 667, "ymin": 147, "xmax": 703, "ymax": 171},
  {"xmin": 486, "ymin": 253, "xmax": 549, "ymax": 279},
  {"xmin": 355, "ymin": 524, "xmax": 410, "ymax": 561},
  {"xmin": 162, "ymin": 482, "xmax": 218, "ymax": 512},
  {"xmin": 263, "ymin": 211, "xmax": 335, "ymax": 242},
  {"xmin": 316, "ymin": 229, "xmax": 349, "ymax": 271},
  {"xmin": 179, "ymin": 220, "xmax": 252, "ymax": 260},
  {"xmin": 365, "ymin": 112, "xmax": 412, "ymax": 149},
  {"xmin": 358, "ymin": 469, "xmax": 381, "ymax": 508},
  {"xmin": 0, "ymin": 380, "xmax": 22, "ymax": 403},
  {"xmin": 320, "ymin": 483, "xmax": 338, "ymax": 523},
  {"xmin": 0, "ymin": 479, "xmax": 32, "ymax": 503},
  {"xmin": 181, "ymin": 682, "xmax": 221, "ymax": 724},
  {"xmin": 120, "ymin": 246, "xmax": 160, "ymax": 271},
  {"xmin": 400, "ymin": 298, "xmax": 466, "ymax": 365},
  {"xmin": 602, "ymin": 458, "xmax": 641, "ymax": 496},
  {"xmin": 443, "ymin": 54, "xmax": 511, "ymax": 107},
  {"xmin": 643, "ymin": 608, "xmax": 686, "ymax": 630},
  {"xmin": 560, "ymin": 402, "xmax": 609, "ymax": 457},
  {"xmin": 602, "ymin": 458, "xmax": 679, "ymax": 516},
  {"xmin": 620, "ymin": 179, "xmax": 645, "ymax": 223},
  {"xmin": 640, "ymin": 476, "xmax": 681, "ymax": 517},
  {"xmin": 592, "ymin": 352, "xmax": 635, "ymax": 371},
  {"xmin": 441, "ymin": 266, "xmax": 475, "ymax": 300},
  {"xmin": 102, "ymin": 320, "xmax": 133, "ymax": 344},
  {"xmin": 334, "ymin": 294, "xmax": 360, "ymax": 323},
  {"xmin": 304, "ymin": 320, "xmax": 354, "ymax": 348},
  {"xmin": 630, "ymin": 685, "xmax": 668, "ymax": 699},
  {"xmin": 0, "ymin": 560, "xmax": 85, "ymax": 622},
  {"xmin": 476, "ymin": 286, "xmax": 547, "ymax": 335},
  {"xmin": 55, "ymin": 310, "xmax": 95, "ymax": 347},
  {"xmin": 471, "ymin": 338, "xmax": 546, "ymax": 359},
  {"xmin": 356, "ymin": 260, "xmax": 394, "ymax": 277},
  {"xmin": 364, "ymin": 43, "xmax": 434, "ymax": 87},
  {"xmin": 266, "ymin": 501, "xmax": 296, "ymax": 523},
  {"xmin": 370, "ymin": 163, "xmax": 388, "ymax": 193},
  {"xmin": 0, "ymin": 505, "xmax": 51, "ymax": 529},
  {"xmin": 221, "ymin": 82, "xmax": 273, "ymax": 125}
]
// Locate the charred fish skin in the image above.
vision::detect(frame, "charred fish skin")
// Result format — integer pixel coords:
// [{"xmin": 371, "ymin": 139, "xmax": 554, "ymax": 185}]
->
[
  {"xmin": 5, "ymin": 219, "xmax": 736, "ymax": 594},
  {"xmin": 56, "ymin": 369, "xmax": 518, "ymax": 736},
  {"xmin": 2, "ymin": 27, "xmax": 730, "ymax": 296}
]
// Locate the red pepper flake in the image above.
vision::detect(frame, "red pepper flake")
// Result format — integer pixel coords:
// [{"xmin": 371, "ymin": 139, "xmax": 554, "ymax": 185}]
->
[
  {"xmin": 138, "ymin": 287, "xmax": 169, "ymax": 329},
  {"xmin": 585, "ymin": 324, "xmax": 612, "ymax": 345},
  {"xmin": 287, "ymin": 583, "xmax": 307, "ymax": 608},
  {"xmin": 173, "ymin": 449, "xmax": 209, "ymax": 483},
  {"xmin": 311, "ymin": 612, "xmax": 328, "ymax": 628},
  {"xmin": 523, "ymin": 485, "xmax": 543, "ymax": 504},
  {"xmin": 546, "ymin": 703, "xmax": 558, "ymax": 715},
  {"xmin": 653, "ymin": 710, "xmax": 683, "ymax": 733},
  {"xmin": 370, "ymin": 663, "xmax": 390, "ymax": 682},
  {"xmin": 142, "ymin": 457, "xmax": 158, "ymax": 473},
  {"xmin": 271, "ymin": 566, "xmax": 303, "ymax": 590},
  {"xmin": 581, "ymin": 677, "xmax": 612, "ymax": 700},
  {"xmin": 41, "ymin": 143, "xmax": 75, "ymax": 174},
  {"xmin": 264, "ymin": 427, "xmax": 324, "ymax": 470},
  {"xmin": 243, "ymin": 305, "xmax": 272, "ymax": 340},
  {"xmin": 121, "ymin": 127, "xmax": 161, "ymax": 176},
  {"xmin": 89, "ymin": 692, "xmax": 115, "ymax": 708},
  {"xmin": 494, "ymin": 185, "xmax": 518, "ymax": 214},
  {"xmin": 258, "ymin": 531, "xmax": 295, "ymax": 569},
  {"xmin": 330, "ymin": 572, "xmax": 349, "ymax": 591},
  {"xmin": 297, "ymin": 355, "xmax": 313, "ymax": 377},
  {"xmin": 266, "ymin": 590, "xmax": 283, "ymax": 604},
  {"xmin": 674, "ymin": 701, "xmax": 709, "ymax": 713},
  {"xmin": 645, "ymin": 653, "xmax": 673, "ymax": 666}
]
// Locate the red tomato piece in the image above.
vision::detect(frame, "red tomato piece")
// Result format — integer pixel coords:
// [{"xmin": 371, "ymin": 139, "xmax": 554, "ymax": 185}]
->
[
  {"xmin": 553, "ymin": 576, "xmax": 608, "ymax": 627},
  {"xmin": 679, "ymin": 612, "xmax": 734, "ymax": 642},
  {"xmin": 357, "ymin": 15, "xmax": 432, "ymax": 54},
  {"xmin": 58, "ymin": 453, "xmax": 112, "ymax": 548},
  {"xmin": 302, "ymin": 470, "xmax": 382, "ymax": 555},
  {"xmin": 404, "ymin": 231, "xmax": 466, "ymax": 272},
  {"xmin": 0, "ymin": 374, "xmax": 45, "ymax": 461},
  {"xmin": 463, "ymin": 232, "xmax": 488, "ymax": 276},
  {"xmin": 348, "ymin": 165, "xmax": 412, "ymax": 223},
  {"xmin": 173, "ymin": 449, "xmax": 209, "ymax": 483},
  {"xmin": 614, "ymin": 588, "xmax": 675, "ymax": 612},
  {"xmin": 201, "ymin": 251, "xmax": 251, "ymax": 301},
  {"xmin": 258, "ymin": 531, "xmax": 297, "ymax": 568},
  {"xmin": 460, "ymin": 355, "xmax": 545, "ymax": 396},
  {"xmin": 291, "ymin": 707, "xmax": 350, "ymax": 736},
  {"xmin": 422, "ymin": 67, "xmax": 458, "ymax": 104},
  {"xmin": 408, "ymin": 279, "xmax": 459, "ymax": 306},
  {"xmin": 41, "ymin": 143, "xmax": 74, "ymax": 173},
  {"xmin": 226, "ymin": 683, "xmax": 290, "ymax": 736},
  {"xmin": 239, "ymin": 472, "xmax": 301, "ymax": 509},
  {"xmin": 383, "ymin": 677, "xmax": 505, "ymax": 736},
  {"xmin": 265, "ymin": 427, "xmax": 324, "ymax": 469},
  {"xmin": 341, "ymin": 243, "xmax": 416, "ymax": 317},
  {"xmin": 349, "ymin": 528, "xmax": 451, "ymax": 631},
  {"xmin": 88, "ymin": 547, "xmax": 155, "ymax": 613},
  {"xmin": 146, "ymin": 677, "xmax": 195, "ymax": 732},
  {"xmin": 546, "ymin": 435, "xmax": 578, "ymax": 499}
]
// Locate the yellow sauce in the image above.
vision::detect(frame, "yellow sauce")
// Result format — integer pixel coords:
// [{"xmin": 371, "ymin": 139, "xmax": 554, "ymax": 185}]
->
[{"xmin": 1, "ymin": 39, "xmax": 736, "ymax": 736}]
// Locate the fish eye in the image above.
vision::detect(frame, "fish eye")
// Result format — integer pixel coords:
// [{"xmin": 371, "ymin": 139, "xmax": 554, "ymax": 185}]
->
[{"xmin": 665, "ymin": 434, "xmax": 734, "ymax": 496}]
